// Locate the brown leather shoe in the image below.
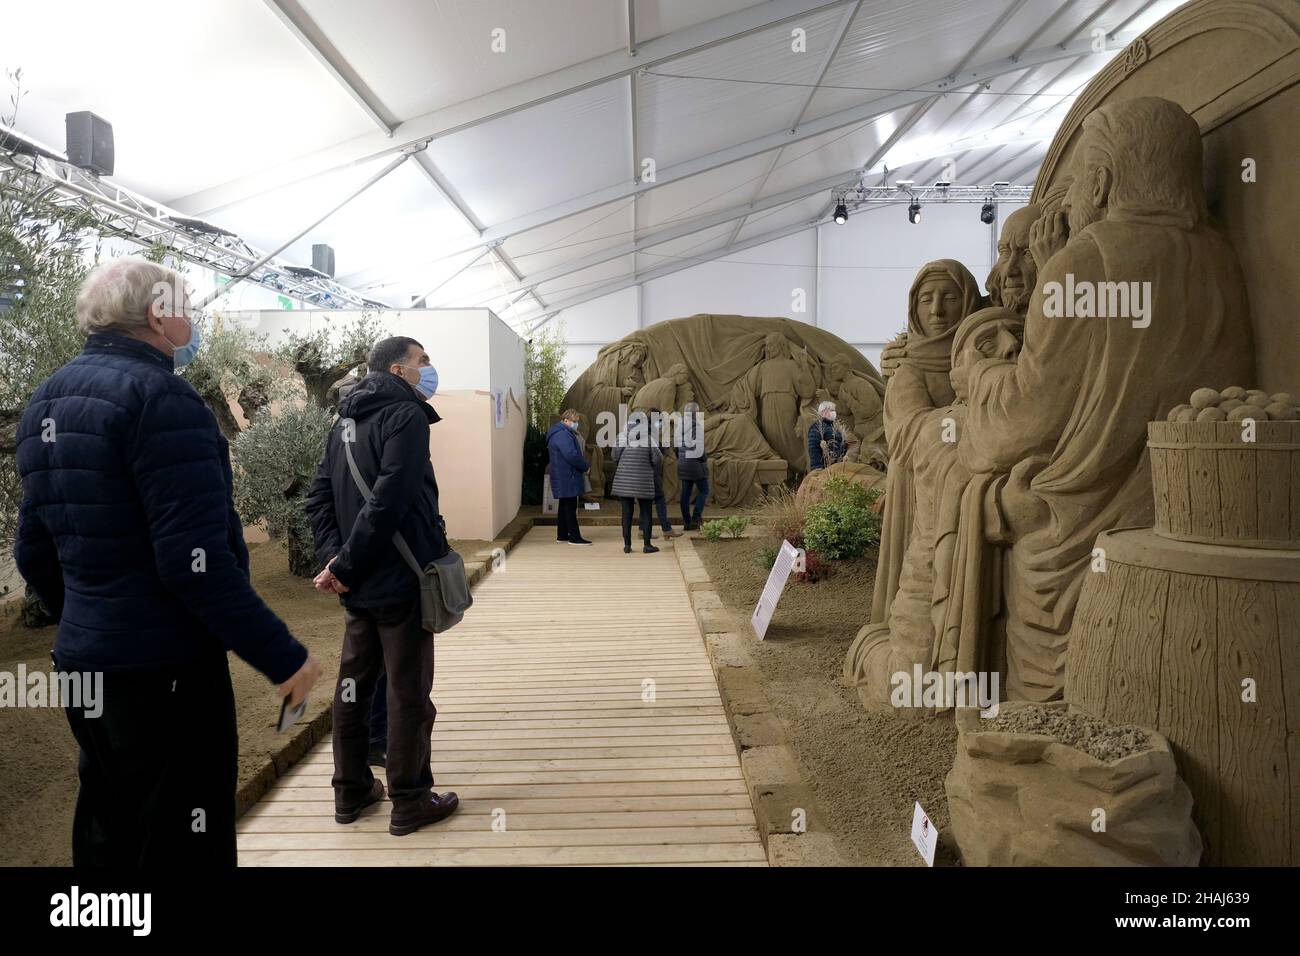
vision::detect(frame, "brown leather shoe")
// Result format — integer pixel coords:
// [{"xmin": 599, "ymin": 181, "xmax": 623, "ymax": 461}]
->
[
  {"xmin": 389, "ymin": 791, "xmax": 460, "ymax": 836},
  {"xmin": 335, "ymin": 777, "xmax": 385, "ymax": 824}
]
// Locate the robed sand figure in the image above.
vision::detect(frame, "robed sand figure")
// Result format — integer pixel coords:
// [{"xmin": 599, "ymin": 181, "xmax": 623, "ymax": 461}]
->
[
  {"xmin": 961, "ymin": 97, "xmax": 1253, "ymax": 701},
  {"xmin": 729, "ymin": 332, "xmax": 816, "ymax": 474}
]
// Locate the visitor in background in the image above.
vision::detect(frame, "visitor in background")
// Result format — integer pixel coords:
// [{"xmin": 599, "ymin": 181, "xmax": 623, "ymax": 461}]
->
[
  {"xmin": 676, "ymin": 401, "xmax": 709, "ymax": 530},
  {"xmin": 648, "ymin": 407, "xmax": 681, "ymax": 540},
  {"xmin": 13, "ymin": 257, "xmax": 321, "ymax": 866},
  {"xmin": 808, "ymin": 401, "xmax": 847, "ymax": 470},
  {"xmin": 611, "ymin": 411, "xmax": 662, "ymax": 554},
  {"xmin": 545, "ymin": 408, "xmax": 592, "ymax": 546},
  {"xmin": 305, "ymin": 335, "xmax": 459, "ymax": 837}
]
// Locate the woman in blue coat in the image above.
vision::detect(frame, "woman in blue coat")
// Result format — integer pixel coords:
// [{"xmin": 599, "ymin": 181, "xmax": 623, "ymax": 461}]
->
[{"xmin": 546, "ymin": 409, "xmax": 592, "ymax": 545}]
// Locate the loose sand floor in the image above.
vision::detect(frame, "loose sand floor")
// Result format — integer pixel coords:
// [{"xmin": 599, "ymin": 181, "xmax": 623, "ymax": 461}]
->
[{"xmin": 693, "ymin": 535, "xmax": 960, "ymax": 866}]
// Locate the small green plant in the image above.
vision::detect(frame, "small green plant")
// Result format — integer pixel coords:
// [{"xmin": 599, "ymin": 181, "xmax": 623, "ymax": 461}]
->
[
  {"xmin": 802, "ymin": 500, "xmax": 880, "ymax": 560},
  {"xmin": 723, "ymin": 515, "xmax": 750, "ymax": 538},
  {"xmin": 820, "ymin": 474, "xmax": 881, "ymax": 510},
  {"xmin": 524, "ymin": 324, "xmax": 570, "ymax": 431},
  {"xmin": 756, "ymin": 543, "xmax": 779, "ymax": 570},
  {"xmin": 699, "ymin": 519, "xmax": 726, "ymax": 542}
]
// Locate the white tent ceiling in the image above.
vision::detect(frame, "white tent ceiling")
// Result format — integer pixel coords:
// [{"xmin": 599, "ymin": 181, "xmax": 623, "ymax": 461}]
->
[{"xmin": 1, "ymin": 0, "xmax": 1187, "ymax": 328}]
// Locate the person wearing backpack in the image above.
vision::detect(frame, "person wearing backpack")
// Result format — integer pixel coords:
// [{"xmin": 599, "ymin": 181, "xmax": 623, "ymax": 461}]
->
[{"xmin": 305, "ymin": 335, "xmax": 460, "ymax": 836}]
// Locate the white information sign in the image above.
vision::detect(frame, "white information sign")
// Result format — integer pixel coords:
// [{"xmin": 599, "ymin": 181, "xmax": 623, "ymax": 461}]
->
[
  {"xmin": 751, "ymin": 540, "xmax": 803, "ymax": 641},
  {"xmin": 910, "ymin": 801, "xmax": 938, "ymax": 867}
]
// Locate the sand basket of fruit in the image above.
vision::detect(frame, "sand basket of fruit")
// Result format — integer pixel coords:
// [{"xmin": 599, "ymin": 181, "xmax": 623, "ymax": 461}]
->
[{"xmin": 1149, "ymin": 386, "xmax": 1300, "ymax": 549}]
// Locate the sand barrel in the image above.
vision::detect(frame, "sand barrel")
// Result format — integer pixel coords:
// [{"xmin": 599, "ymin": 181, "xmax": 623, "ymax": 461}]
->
[
  {"xmin": 1066, "ymin": 528, "xmax": 1300, "ymax": 865},
  {"xmin": 1148, "ymin": 420, "xmax": 1300, "ymax": 549}
]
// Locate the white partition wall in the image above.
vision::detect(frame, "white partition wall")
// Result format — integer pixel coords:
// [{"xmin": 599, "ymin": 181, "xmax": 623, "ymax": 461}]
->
[{"xmin": 228, "ymin": 307, "xmax": 525, "ymax": 542}]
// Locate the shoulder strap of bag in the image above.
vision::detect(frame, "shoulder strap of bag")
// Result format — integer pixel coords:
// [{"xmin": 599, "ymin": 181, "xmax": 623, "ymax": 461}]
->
[{"xmin": 342, "ymin": 435, "xmax": 426, "ymax": 577}]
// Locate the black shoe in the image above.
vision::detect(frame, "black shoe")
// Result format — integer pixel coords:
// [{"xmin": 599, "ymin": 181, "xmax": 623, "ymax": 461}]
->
[
  {"xmin": 367, "ymin": 743, "xmax": 386, "ymax": 768},
  {"xmin": 568, "ymin": 537, "xmax": 593, "ymax": 546},
  {"xmin": 624, "ymin": 545, "xmax": 632, "ymax": 553},
  {"xmin": 389, "ymin": 791, "xmax": 460, "ymax": 836},
  {"xmin": 335, "ymin": 778, "xmax": 385, "ymax": 824},
  {"xmin": 643, "ymin": 544, "xmax": 660, "ymax": 554}
]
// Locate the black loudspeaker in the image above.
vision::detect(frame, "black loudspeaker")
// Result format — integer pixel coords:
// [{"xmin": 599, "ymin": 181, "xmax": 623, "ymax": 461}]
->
[
  {"xmin": 65, "ymin": 111, "xmax": 114, "ymax": 176},
  {"xmin": 312, "ymin": 243, "xmax": 336, "ymax": 278}
]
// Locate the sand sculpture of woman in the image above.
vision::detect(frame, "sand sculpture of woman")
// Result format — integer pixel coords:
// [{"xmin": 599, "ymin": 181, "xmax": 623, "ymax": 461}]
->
[
  {"xmin": 729, "ymin": 332, "xmax": 815, "ymax": 474},
  {"xmin": 864, "ymin": 260, "xmax": 984, "ymax": 630}
]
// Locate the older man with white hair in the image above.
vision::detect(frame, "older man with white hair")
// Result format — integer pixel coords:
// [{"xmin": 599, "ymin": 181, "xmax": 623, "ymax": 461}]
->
[{"xmin": 14, "ymin": 255, "xmax": 321, "ymax": 867}]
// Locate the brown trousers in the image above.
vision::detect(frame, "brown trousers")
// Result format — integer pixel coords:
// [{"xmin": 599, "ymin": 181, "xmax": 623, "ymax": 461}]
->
[{"xmin": 332, "ymin": 598, "xmax": 436, "ymax": 809}]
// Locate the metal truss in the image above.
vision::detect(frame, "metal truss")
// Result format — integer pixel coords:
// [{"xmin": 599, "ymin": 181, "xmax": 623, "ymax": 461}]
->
[
  {"xmin": 835, "ymin": 182, "xmax": 1033, "ymax": 210},
  {"xmin": 0, "ymin": 145, "xmax": 385, "ymax": 310}
]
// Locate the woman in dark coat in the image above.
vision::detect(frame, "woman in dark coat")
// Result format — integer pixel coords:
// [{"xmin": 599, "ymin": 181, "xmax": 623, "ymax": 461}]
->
[
  {"xmin": 545, "ymin": 409, "xmax": 591, "ymax": 545},
  {"xmin": 610, "ymin": 411, "xmax": 662, "ymax": 554}
]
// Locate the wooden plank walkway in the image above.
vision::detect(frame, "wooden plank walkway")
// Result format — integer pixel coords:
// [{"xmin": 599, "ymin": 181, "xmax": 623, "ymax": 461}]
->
[{"xmin": 237, "ymin": 524, "xmax": 766, "ymax": 866}]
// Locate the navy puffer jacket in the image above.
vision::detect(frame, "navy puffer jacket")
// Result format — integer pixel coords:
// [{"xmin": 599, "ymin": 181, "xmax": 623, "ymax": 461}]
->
[
  {"xmin": 14, "ymin": 333, "xmax": 308, "ymax": 683},
  {"xmin": 545, "ymin": 421, "xmax": 589, "ymax": 498}
]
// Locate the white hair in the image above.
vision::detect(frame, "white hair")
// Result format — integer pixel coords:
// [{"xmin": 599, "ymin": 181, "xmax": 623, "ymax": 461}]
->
[
  {"xmin": 818, "ymin": 401, "xmax": 836, "ymax": 415},
  {"xmin": 75, "ymin": 257, "xmax": 187, "ymax": 336}
]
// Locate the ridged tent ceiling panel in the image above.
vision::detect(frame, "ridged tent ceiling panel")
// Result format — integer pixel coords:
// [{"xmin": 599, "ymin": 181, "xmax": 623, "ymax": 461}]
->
[
  {"xmin": 207, "ymin": 158, "xmax": 474, "ymax": 291},
  {"xmin": 634, "ymin": 152, "xmax": 782, "ymax": 234},
  {"xmin": 732, "ymin": 193, "xmax": 827, "ymax": 244},
  {"xmin": 799, "ymin": 0, "xmax": 1008, "ymax": 124},
  {"xmin": 536, "ymin": 254, "xmax": 637, "ymax": 302},
  {"xmin": 749, "ymin": 118, "xmax": 893, "ymax": 197},
  {"xmin": 503, "ymin": 200, "xmax": 638, "ymax": 278},
  {"xmin": 640, "ymin": 221, "xmax": 742, "ymax": 266},
  {"xmin": 633, "ymin": 0, "xmax": 771, "ymax": 43},
  {"xmin": 426, "ymin": 79, "xmax": 629, "ymax": 228},
  {"xmin": 637, "ymin": 5, "xmax": 851, "ymax": 170},
  {"xmin": 297, "ymin": 0, "xmax": 627, "ymax": 122},
  {"xmin": 0, "ymin": 0, "xmax": 374, "ymax": 202}
]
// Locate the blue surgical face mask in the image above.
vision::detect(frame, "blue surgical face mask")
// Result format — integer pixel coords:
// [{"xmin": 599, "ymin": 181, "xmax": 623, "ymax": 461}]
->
[
  {"xmin": 170, "ymin": 318, "xmax": 201, "ymax": 370},
  {"xmin": 401, "ymin": 364, "xmax": 439, "ymax": 398}
]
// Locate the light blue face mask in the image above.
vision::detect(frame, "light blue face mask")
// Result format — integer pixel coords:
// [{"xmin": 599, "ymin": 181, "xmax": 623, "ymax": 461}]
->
[
  {"xmin": 402, "ymin": 364, "xmax": 439, "ymax": 398},
  {"xmin": 170, "ymin": 319, "xmax": 201, "ymax": 370}
]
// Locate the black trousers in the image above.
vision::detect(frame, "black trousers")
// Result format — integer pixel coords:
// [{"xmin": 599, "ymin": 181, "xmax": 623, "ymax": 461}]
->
[
  {"xmin": 620, "ymin": 496, "xmax": 654, "ymax": 547},
  {"xmin": 556, "ymin": 496, "xmax": 580, "ymax": 541},
  {"xmin": 63, "ymin": 654, "xmax": 238, "ymax": 867},
  {"xmin": 333, "ymin": 598, "xmax": 436, "ymax": 809}
]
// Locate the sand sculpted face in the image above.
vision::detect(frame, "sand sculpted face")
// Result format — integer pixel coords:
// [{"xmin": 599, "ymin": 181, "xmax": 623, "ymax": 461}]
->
[
  {"xmin": 988, "ymin": 204, "xmax": 1041, "ymax": 314},
  {"xmin": 763, "ymin": 332, "xmax": 791, "ymax": 360},
  {"xmin": 914, "ymin": 276, "xmax": 964, "ymax": 336},
  {"xmin": 949, "ymin": 308, "xmax": 1025, "ymax": 403}
]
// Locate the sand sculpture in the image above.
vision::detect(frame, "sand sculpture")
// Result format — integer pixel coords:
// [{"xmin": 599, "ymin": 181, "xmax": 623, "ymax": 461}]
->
[
  {"xmin": 562, "ymin": 315, "xmax": 886, "ymax": 506},
  {"xmin": 984, "ymin": 204, "xmax": 1041, "ymax": 316},
  {"xmin": 845, "ymin": 305, "xmax": 1022, "ymax": 713}
]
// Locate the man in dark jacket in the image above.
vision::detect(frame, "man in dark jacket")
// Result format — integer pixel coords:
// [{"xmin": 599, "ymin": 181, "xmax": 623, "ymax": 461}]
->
[
  {"xmin": 545, "ymin": 408, "xmax": 592, "ymax": 545},
  {"xmin": 675, "ymin": 402, "xmax": 709, "ymax": 530},
  {"xmin": 808, "ymin": 401, "xmax": 847, "ymax": 470},
  {"xmin": 305, "ymin": 335, "xmax": 459, "ymax": 836},
  {"xmin": 14, "ymin": 257, "xmax": 320, "ymax": 867}
]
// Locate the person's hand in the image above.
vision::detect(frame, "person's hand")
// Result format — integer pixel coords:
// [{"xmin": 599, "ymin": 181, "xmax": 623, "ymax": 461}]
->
[
  {"xmin": 1029, "ymin": 210, "xmax": 1069, "ymax": 270},
  {"xmin": 278, "ymin": 652, "xmax": 322, "ymax": 709},
  {"xmin": 313, "ymin": 557, "xmax": 349, "ymax": 594},
  {"xmin": 997, "ymin": 455, "xmax": 1050, "ymax": 540},
  {"xmin": 879, "ymin": 331, "xmax": 908, "ymax": 380}
]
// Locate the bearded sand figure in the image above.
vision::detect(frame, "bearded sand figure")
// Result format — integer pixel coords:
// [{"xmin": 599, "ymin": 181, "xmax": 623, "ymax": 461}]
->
[
  {"xmin": 985, "ymin": 204, "xmax": 1042, "ymax": 316},
  {"xmin": 844, "ymin": 260, "xmax": 985, "ymax": 709},
  {"xmin": 631, "ymin": 363, "xmax": 694, "ymax": 414},
  {"xmin": 962, "ymin": 97, "xmax": 1254, "ymax": 701},
  {"xmin": 730, "ymin": 332, "xmax": 816, "ymax": 475},
  {"xmin": 928, "ymin": 307, "xmax": 1026, "ymax": 704}
]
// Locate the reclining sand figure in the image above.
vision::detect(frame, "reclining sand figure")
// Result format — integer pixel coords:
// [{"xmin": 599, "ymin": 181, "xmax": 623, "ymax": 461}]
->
[{"xmin": 844, "ymin": 260, "xmax": 985, "ymax": 711}]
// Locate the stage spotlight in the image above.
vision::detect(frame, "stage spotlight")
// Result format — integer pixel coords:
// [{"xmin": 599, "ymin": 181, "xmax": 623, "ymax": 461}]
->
[
  {"xmin": 980, "ymin": 201, "xmax": 996, "ymax": 224},
  {"xmin": 907, "ymin": 202, "xmax": 921, "ymax": 225},
  {"xmin": 834, "ymin": 202, "xmax": 849, "ymax": 225}
]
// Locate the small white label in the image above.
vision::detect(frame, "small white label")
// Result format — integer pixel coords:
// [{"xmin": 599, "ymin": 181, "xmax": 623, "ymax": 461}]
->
[
  {"xmin": 583, "ymin": 502, "xmax": 600, "ymax": 510},
  {"xmin": 910, "ymin": 801, "xmax": 937, "ymax": 867},
  {"xmin": 751, "ymin": 541, "xmax": 802, "ymax": 641}
]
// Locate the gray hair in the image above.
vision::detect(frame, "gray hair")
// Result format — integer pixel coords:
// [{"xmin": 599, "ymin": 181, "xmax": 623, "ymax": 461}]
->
[
  {"xmin": 76, "ymin": 257, "xmax": 187, "ymax": 336},
  {"xmin": 818, "ymin": 401, "xmax": 836, "ymax": 416}
]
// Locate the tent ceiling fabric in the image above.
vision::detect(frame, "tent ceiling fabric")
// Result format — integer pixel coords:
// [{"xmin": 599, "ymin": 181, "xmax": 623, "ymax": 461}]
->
[{"xmin": 1, "ymin": 0, "xmax": 1187, "ymax": 317}]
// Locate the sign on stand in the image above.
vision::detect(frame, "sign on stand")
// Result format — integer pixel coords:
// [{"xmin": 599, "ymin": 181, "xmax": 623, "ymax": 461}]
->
[
  {"xmin": 541, "ymin": 474, "xmax": 557, "ymax": 515},
  {"xmin": 910, "ymin": 801, "xmax": 938, "ymax": 867},
  {"xmin": 751, "ymin": 540, "xmax": 804, "ymax": 641}
]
